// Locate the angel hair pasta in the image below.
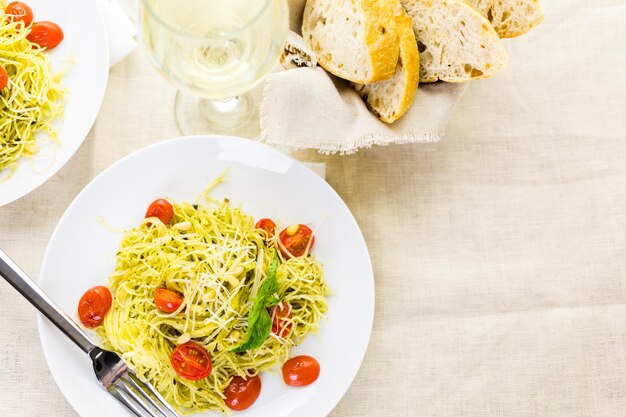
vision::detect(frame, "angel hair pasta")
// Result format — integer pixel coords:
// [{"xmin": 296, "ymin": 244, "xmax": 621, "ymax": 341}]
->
[
  {"xmin": 0, "ymin": 0, "xmax": 65, "ymax": 180},
  {"xmin": 96, "ymin": 194, "xmax": 329, "ymax": 414}
]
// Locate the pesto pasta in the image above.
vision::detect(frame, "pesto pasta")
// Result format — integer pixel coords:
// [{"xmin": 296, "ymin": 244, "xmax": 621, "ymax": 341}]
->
[
  {"xmin": 0, "ymin": 0, "xmax": 65, "ymax": 180},
  {"xmin": 96, "ymin": 196, "xmax": 329, "ymax": 414}
]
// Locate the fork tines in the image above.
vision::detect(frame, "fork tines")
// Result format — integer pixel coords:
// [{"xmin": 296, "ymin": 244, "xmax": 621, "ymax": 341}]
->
[{"xmin": 110, "ymin": 371, "xmax": 179, "ymax": 417}]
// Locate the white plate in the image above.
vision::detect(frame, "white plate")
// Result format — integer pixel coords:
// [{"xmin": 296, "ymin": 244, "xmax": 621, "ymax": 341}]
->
[
  {"xmin": 38, "ymin": 136, "xmax": 375, "ymax": 417},
  {"xmin": 0, "ymin": 0, "xmax": 109, "ymax": 206}
]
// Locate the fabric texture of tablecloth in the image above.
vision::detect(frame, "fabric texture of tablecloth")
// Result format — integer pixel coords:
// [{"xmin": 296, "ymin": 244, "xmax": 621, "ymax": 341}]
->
[{"xmin": 1, "ymin": 0, "xmax": 626, "ymax": 416}]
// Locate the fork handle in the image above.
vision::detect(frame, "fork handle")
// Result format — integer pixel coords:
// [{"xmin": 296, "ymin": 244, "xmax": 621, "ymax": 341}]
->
[{"xmin": 0, "ymin": 248, "xmax": 95, "ymax": 354}]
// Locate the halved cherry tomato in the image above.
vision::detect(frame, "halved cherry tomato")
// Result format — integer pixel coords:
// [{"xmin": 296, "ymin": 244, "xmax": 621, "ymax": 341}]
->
[
  {"xmin": 224, "ymin": 375, "xmax": 262, "ymax": 411},
  {"xmin": 0, "ymin": 66, "xmax": 8, "ymax": 90},
  {"xmin": 78, "ymin": 286, "xmax": 112, "ymax": 328},
  {"xmin": 27, "ymin": 21, "xmax": 64, "ymax": 50},
  {"xmin": 255, "ymin": 218, "xmax": 276, "ymax": 239},
  {"xmin": 170, "ymin": 342, "xmax": 212, "ymax": 380},
  {"xmin": 5, "ymin": 2, "xmax": 34, "ymax": 27},
  {"xmin": 145, "ymin": 198, "xmax": 174, "ymax": 226},
  {"xmin": 282, "ymin": 355, "xmax": 320, "ymax": 387},
  {"xmin": 269, "ymin": 301, "xmax": 292, "ymax": 338},
  {"xmin": 154, "ymin": 288, "xmax": 184, "ymax": 313},
  {"xmin": 278, "ymin": 224, "xmax": 315, "ymax": 258}
]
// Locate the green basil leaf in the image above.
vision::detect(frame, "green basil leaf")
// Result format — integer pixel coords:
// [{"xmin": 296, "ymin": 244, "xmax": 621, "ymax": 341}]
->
[
  {"xmin": 257, "ymin": 253, "xmax": 279, "ymax": 300},
  {"xmin": 231, "ymin": 307, "xmax": 271, "ymax": 353},
  {"xmin": 232, "ymin": 252, "xmax": 280, "ymax": 353},
  {"xmin": 233, "ymin": 300, "xmax": 263, "ymax": 350}
]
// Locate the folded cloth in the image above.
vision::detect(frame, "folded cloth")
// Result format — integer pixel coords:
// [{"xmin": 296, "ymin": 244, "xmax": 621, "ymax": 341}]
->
[
  {"xmin": 97, "ymin": 0, "xmax": 138, "ymax": 68},
  {"xmin": 258, "ymin": 0, "xmax": 467, "ymax": 154}
]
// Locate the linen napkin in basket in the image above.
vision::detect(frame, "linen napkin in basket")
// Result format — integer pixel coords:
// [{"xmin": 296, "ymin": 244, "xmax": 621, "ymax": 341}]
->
[{"xmin": 259, "ymin": 0, "xmax": 468, "ymax": 154}]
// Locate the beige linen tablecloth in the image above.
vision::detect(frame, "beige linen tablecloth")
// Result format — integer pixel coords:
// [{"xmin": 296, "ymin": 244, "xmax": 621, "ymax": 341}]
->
[{"xmin": 2, "ymin": 1, "xmax": 626, "ymax": 416}]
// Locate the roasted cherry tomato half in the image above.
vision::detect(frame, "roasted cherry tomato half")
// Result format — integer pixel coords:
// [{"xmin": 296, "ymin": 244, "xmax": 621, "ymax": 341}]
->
[
  {"xmin": 269, "ymin": 301, "xmax": 292, "ymax": 338},
  {"xmin": 170, "ymin": 342, "xmax": 212, "ymax": 380},
  {"xmin": 0, "ymin": 65, "xmax": 8, "ymax": 90},
  {"xmin": 278, "ymin": 224, "xmax": 315, "ymax": 258},
  {"xmin": 255, "ymin": 218, "xmax": 276, "ymax": 239},
  {"xmin": 154, "ymin": 288, "xmax": 184, "ymax": 313},
  {"xmin": 282, "ymin": 355, "xmax": 320, "ymax": 387},
  {"xmin": 224, "ymin": 375, "xmax": 262, "ymax": 411},
  {"xmin": 5, "ymin": 2, "xmax": 34, "ymax": 27},
  {"xmin": 27, "ymin": 21, "xmax": 64, "ymax": 50},
  {"xmin": 145, "ymin": 198, "xmax": 174, "ymax": 226},
  {"xmin": 78, "ymin": 286, "xmax": 112, "ymax": 328}
]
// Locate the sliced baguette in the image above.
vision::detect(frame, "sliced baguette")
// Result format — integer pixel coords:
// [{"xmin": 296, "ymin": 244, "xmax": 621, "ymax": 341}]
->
[
  {"xmin": 401, "ymin": 0, "xmax": 508, "ymax": 83},
  {"xmin": 353, "ymin": 11, "xmax": 419, "ymax": 123},
  {"xmin": 302, "ymin": 0, "xmax": 401, "ymax": 84},
  {"xmin": 464, "ymin": 0, "xmax": 544, "ymax": 38}
]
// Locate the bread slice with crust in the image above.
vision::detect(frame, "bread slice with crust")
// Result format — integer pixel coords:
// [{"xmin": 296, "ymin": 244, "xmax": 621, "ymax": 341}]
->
[
  {"xmin": 302, "ymin": 0, "xmax": 401, "ymax": 84},
  {"xmin": 352, "ymin": 11, "xmax": 419, "ymax": 123},
  {"xmin": 401, "ymin": 0, "xmax": 508, "ymax": 83},
  {"xmin": 464, "ymin": 0, "xmax": 544, "ymax": 38}
]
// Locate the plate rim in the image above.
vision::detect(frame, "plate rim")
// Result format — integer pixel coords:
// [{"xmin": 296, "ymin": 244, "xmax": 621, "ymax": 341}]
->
[
  {"xmin": 37, "ymin": 134, "xmax": 375, "ymax": 417},
  {"xmin": 0, "ymin": 0, "xmax": 110, "ymax": 207}
]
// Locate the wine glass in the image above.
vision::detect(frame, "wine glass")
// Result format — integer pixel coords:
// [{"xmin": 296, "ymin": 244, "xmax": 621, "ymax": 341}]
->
[{"xmin": 139, "ymin": 0, "xmax": 288, "ymax": 135}]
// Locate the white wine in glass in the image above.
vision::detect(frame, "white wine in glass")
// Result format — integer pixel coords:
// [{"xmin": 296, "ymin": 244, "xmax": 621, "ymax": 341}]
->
[{"xmin": 139, "ymin": 0, "xmax": 288, "ymax": 135}]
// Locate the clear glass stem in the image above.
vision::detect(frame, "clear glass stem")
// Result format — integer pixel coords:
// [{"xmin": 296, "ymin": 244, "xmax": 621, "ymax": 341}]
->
[{"xmin": 174, "ymin": 90, "xmax": 260, "ymax": 137}]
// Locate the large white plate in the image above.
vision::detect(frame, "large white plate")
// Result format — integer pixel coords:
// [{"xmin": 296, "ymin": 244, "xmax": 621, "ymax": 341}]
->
[
  {"xmin": 38, "ymin": 136, "xmax": 375, "ymax": 417},
  {"xmin": 0, "ymin": 0, "xmax": 109, "ymax": 206}
]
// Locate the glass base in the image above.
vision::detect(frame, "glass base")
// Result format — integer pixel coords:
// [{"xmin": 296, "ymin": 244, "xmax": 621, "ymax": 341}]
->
[{"xmin": 174, "ymin": 90, "xmax": 261, "ymax": 138}]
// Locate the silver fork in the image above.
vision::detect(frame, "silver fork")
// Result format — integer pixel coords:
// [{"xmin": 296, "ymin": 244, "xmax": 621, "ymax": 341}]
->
[{"xmin": 0, "ymin": 249, "xmax": 180, "ymax": 417}]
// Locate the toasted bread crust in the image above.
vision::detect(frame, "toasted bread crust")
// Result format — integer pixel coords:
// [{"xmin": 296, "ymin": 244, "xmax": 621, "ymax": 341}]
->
[
  {"xmin": 363, "ymin": 0, "xmax": 402, "ymax": 82},
  {"xmin": 392, "ymin": 12, "xmax": 420, "ymax": 121}
]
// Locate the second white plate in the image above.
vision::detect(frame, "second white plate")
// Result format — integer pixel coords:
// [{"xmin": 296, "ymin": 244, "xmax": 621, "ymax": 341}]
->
[{"xmin": 0, "ymin": 0, "xmax": 109, "ymax": 206}]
